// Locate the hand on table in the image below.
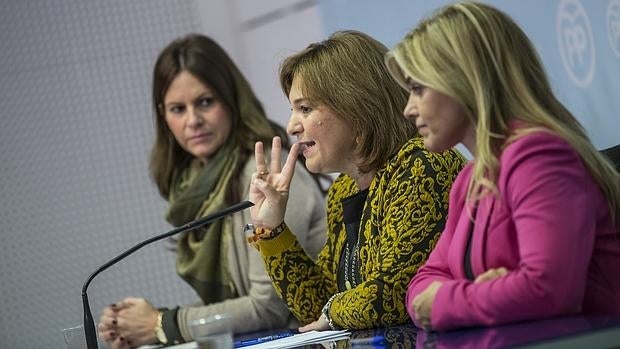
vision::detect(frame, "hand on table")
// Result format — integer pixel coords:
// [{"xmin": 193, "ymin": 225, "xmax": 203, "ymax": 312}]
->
[
  {"xmin": 411, "ymin": 281, "xmax": 442, "ymax": 330},
  {"xmin": 97, "ymin": 297, "xmax": 158, "ymax": 349},
  {"xmin": 410, "ymin": 267, "xmax": 508, "ymax": 330},
  {"xmin": 474, "ymin": 267, "xmax": 508, "ymax": 283},
  {"xmin": 298, "ymin": 313, "xmax": 331, "ymax": 332}
]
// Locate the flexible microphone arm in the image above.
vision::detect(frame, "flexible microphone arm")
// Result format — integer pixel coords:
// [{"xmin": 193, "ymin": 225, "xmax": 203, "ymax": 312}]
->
[{"xmin": 81, "ymin": 200, "xmax": 254, "ymax": 349}]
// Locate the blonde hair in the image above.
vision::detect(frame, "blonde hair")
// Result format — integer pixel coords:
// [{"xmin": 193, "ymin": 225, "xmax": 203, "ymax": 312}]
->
[
  {"xmin": 280, "ymin": 30, "xmax": 416, "ymax": 173},
  {"xmin": 386, "ymin": 2, "xmax": 620, "ymax": 222}
]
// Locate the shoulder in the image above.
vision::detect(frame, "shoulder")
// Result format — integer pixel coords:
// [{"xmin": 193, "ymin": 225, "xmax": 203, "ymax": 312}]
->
[
  {"xmin": 500, "ymin": 130, "xmax": 581, "ymax": 172},
  {"xmin": 390, "ymin": 137, "xmax": 426, "ymax": 164},
  {"xmin": 383, "ymin": 137, "xmax": 466, "ymax": 176},
  {"xmin": 503, "ymin": 130, "xmax": 576, "ymax": 160},
  {"xmin": 328, "ymin": 174, "xmax": 358, "ymax": 203},
  {"xmin": 499, "ymin": 129, "xmax": 588, "ymax": 191}
]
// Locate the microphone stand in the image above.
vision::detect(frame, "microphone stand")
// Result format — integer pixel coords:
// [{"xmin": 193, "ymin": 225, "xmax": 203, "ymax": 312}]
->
[{"xmin": 81, "ymin": 201, "xmax": 254, "ymax": 349}]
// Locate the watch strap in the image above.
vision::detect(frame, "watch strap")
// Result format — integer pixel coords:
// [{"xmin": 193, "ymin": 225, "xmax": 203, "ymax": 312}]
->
[{"xmin": 158, "ymin": 307, "xmax": 183, "ymax": 346}]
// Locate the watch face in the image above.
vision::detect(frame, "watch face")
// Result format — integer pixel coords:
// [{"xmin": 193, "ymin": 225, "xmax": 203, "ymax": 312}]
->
[
  {"xmin": 157, "ymin": 328, "xmax": 167, "ymax": 344},
  {"xmin": 156, "ymin": 312, "xmax": 167, "ymax": 344}
]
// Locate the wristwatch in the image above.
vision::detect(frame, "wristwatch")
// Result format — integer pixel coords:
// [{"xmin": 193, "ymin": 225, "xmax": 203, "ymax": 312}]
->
[
  {"xmin": 155, "ymin": 311, "xmax": 168, "ymax": 344},
  {"xmin": 321, "ymin": 293, "xmax": 341, "ymax": 330}
]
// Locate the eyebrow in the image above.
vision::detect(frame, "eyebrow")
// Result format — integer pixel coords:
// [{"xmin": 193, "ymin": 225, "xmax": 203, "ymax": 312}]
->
[
  {"xmin": 163, "ymin": 101, "xmax": 180, "ymax": 108},
  {"xmin": 164, "ymin": 93, "xmax": 214, "ymax": 106},
  {"xmin": 291, "ymin": 98, "xmax": 304, "ymax": 105},
  {"xmin": 291, "ymin": 96, "xmax": 315, "ymax": 107}
]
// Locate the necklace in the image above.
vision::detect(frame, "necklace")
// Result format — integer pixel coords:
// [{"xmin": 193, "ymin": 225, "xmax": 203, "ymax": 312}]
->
[
  {"xmin": 340, "ymin": 188, "xmax": 368, "ymax": 291},
  {"xmin": 343, "ymin": 237, "xmax": 360, "ymax": 290}
]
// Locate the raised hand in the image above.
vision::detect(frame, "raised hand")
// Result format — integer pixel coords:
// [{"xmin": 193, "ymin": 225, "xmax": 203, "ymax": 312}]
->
[{"xmin": 249, "ymin": 136, "xmax": 299, "ymax": 229}]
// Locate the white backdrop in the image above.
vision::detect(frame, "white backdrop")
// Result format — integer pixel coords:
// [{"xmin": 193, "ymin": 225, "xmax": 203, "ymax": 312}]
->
[
  {"xmin": 1, "ymin": 1, "xmax": 617, "ymax": 349},
  {"xmin": 0, "ymin": 1, "xmax": 323, "ymax": 348},
  {"xmin": 318, "ymin": 0, "xmax": 620, "ymax": 149}
]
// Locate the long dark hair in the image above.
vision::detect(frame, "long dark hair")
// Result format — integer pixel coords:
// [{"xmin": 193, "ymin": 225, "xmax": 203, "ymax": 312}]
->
[{"xmin": 149, "ymin": 34, "xmax": 326, "ymax": 203}]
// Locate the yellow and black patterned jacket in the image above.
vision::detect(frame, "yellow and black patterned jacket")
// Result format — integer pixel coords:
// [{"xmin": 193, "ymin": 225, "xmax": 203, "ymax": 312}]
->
[{"xmin": 255, "ymin": 137, "xmax": 466, "ymax": 329}]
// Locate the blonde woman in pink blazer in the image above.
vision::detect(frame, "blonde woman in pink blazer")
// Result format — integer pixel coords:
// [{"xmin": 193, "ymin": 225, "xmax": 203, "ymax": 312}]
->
[{"xmin": 385, "ymin": 2, "xmax": 620, "ymax": 331}]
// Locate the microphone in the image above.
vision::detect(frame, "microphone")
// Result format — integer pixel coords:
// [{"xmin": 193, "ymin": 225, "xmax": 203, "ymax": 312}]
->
[{"xmin": 81, "ymin": 200, "xmax": 254, "ymax": 349}]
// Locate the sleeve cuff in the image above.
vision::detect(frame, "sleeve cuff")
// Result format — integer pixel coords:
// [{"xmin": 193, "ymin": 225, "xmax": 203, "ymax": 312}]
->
[{"xmin": 256, "ymin": 224, "xmax": 297, "ymax": 257}]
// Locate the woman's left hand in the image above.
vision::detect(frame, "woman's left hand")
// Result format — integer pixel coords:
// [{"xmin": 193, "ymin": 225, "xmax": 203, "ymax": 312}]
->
[
  {"xmin": 298, "ymin": 313, "xmax": 330, "ymax": 332},
  {"xmin": 474, "ymin": 267, "xmax": 508, "ymax": 283},
  {"xmin": 101, "ymin": 297, "xmax": 159, "ymax": 349},
  {"xmin": 249, "ymin": 137, "xmax": 299, "ymax": 229},
  {"xmin": 411, "ymin": 281, "xmax": 442, "ymax": 330}
]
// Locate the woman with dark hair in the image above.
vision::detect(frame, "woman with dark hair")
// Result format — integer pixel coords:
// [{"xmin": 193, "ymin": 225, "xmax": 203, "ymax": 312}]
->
[{"xmin": 96, "ymin": 34, "xmax": 326, "ymax": 348}]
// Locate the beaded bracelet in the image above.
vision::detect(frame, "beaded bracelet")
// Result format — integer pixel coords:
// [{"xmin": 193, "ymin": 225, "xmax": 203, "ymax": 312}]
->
[{"xmin": 245, "ymin": 222, "xmax": 286, "ymax": 245}]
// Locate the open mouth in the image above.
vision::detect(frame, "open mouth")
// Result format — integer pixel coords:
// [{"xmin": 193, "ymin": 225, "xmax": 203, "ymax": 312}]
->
[{"xmin": 298, "ymin": 141, "xmax": 316, "ymax": 156}]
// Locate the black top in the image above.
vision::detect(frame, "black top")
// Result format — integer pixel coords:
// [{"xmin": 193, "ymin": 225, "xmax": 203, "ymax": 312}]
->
[
  {"xmin": 464, "ymin": 205, "xmax": 478, "ymax": 281},
  {"xmin": 338, "ymin": 189, "xmax": 369, "ymax": 291}
]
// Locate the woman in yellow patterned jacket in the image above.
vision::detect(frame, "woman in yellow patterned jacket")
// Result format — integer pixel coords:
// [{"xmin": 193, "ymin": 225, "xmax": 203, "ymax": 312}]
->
[{"xmin": 248, "ymin": 30, "xmax": 465, "ymax": 331}]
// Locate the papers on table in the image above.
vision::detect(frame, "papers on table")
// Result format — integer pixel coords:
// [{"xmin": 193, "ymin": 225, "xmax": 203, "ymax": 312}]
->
[
  {"xmin": 153, "ymin": 329, "xmax": 350, "ymax": 349},
  {"xmin": 237, "ymin": 330, "xmax": 349, "ymax": 349}
]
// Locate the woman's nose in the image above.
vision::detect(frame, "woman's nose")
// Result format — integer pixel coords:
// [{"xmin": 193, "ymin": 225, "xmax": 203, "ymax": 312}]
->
[
  {"xmin": 403, "ymin": 93, "xmax": 419, "ymax": 122},
  {"xmin": 187, "ymin": 108, "xmax": 204, "ymax": 127},
  {"xmin": 286, "ymin": 112, "xmax": 301, "ymax": 136}
]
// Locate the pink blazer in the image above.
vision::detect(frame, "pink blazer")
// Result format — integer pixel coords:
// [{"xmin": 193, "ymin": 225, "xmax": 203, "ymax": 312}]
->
[{"xmin": 407, "ymin": 131, "xmax": 620, "ymax": 330}]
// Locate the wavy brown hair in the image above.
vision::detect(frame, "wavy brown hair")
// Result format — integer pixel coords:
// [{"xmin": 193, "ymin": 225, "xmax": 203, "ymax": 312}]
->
[{"xmin": 280, "ymin": 30, "xmax": 417, "ymax": 173}]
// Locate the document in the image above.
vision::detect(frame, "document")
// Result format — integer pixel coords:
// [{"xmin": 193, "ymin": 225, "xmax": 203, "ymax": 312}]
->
[
  {"xmin": 152, "ymin": 330, "xmax": 350, "ymax": 349},
  {"xmin": 236, "ymin": 330, "xmax": 349, "ymax": 349}
]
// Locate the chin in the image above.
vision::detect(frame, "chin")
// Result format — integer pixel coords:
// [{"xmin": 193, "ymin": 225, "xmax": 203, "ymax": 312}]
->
[
  {"xmin": 192, "ymin": 147, "xmax": 217, "ymax": 159},
  {"xmin": 424, "ymin": 142, "xmax": 444, "ymax": 153},
  {"xmin": 303, "ymin": 160, "xmax": 322, "ymax": 174}
]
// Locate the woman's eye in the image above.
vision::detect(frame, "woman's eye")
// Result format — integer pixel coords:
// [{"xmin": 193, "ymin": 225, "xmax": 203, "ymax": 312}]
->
[
  {"xmin": 168, "ymin": 105, "xmax": 184, "ymax": 114},
  {"xmin": 198, "ymin": 97, "xmax": 214, "ymax": 108},
  {"xmin": 408, "ymin": 82, "xmax": 425, "ymax": 96}
]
